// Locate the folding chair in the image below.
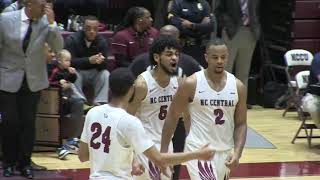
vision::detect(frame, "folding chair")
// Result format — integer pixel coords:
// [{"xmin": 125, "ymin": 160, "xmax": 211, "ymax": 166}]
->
[
  {"xmin": 291, "ymin": 70, "xmax": 320, "ymax": 148},
  {"xmin": 282, "ymin": 49, "xmax": 313, "ymax": 117}
]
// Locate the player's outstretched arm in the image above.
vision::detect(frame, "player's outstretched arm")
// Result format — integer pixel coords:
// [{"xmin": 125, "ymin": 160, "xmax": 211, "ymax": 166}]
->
[
  {"xmin": 161, "ymin": 75, "xmax": 196, "ymax": 153},
  {"xmin": 144, "ymin": 144, "xmax": 215, "ymax": 171},
  {"xmin": 226, "ymin": 79, "xmax": 248, "ymax": 170}
]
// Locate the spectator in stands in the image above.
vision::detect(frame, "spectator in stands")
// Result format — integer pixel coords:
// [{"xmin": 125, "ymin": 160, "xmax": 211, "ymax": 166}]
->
[
  {"xmin": 129, "ymin": 25, "xmax": 201, "ymax": 77},
  {"xmin": 111, "ymin": 6, "xmax": 159, "ymax": 67},
  {"xmin": 168, "ymin": 0, "xmax": 214, "ymax": 68},
  {"xmin": 302, "ymin": 53, "xmax": 320, "ymax": 128},
  {"xmin": 0, "ymin": 0, "xmax": 63, "ymax": 178},
  {"xmin": 133, "ymin": 0, "xmax": 169, "ymax": 28},
  {"xmin": 65, "ymin": 15, "xmax": 110, "ymax": 106},
  {"xmin": 214, "ymin": 0, "xmax": 260, "ymax": 89},
  {"xmin": 2, "ymin": 0, "xmax": 23, "ymax": 12},
  {"xmin": 48, "ymin": 49, "xmax": 85, "ymax": 159},
  {"xmin": 48, "ymin": 49, "xmax": 77, "ymax": 99}
]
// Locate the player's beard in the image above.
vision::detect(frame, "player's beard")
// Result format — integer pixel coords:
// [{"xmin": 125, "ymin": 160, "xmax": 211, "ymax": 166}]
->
[
  {"xmin": 159, "ymin": 61, "xmax": 178, "ymax": 76},
  {"xmin": 215, "ymin": 68, "xmax": 224, "ymax": 74}
]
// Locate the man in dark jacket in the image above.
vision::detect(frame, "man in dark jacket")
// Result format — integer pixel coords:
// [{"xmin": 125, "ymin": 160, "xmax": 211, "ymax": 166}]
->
[{"xmin": 65, "ymin": 15, "xmax": 109, "ymax": 105}]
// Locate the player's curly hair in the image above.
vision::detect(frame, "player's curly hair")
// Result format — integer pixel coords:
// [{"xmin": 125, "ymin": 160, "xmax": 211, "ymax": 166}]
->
[{"xmin": 149, "ymin": 35, "xmax": 182, "ymax": 66}]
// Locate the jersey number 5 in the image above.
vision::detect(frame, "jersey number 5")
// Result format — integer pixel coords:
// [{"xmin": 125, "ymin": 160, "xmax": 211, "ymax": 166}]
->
[
  {"xmin": 214, "ymin": 109, "xmax": 225, "ymax": 125},
  {"xmin": 90, "ymin": 122, "xmax": 111, "ymax": 153},
  {"xmin": 158, "ymin": 105, "xmax": 168, "ymax": 120}
]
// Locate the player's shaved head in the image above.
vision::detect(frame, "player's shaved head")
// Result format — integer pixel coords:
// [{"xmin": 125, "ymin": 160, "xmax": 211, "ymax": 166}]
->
[
  {"xmin": 205, "ymin": 38, "xmax": 227, "ymax": 52},
  {"xmin": 160, "ymin": 25, "xmax": 180, "ymax": 39}
]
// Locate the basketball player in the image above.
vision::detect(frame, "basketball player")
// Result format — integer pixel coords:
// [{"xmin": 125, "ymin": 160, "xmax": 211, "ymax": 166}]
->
[
  {"xmin": 127, "ymin": 36, "xmax": 182, "ymax": 180},
  {"xmin": 161, "ymin": 39, "xmax": 248, "ymax": 180},
  {"xmin": 78, "ymin": 68, "xmax": 215, "ymax": 180}
]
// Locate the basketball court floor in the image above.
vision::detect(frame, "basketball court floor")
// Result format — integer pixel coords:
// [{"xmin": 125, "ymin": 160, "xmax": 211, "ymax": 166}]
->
[{"xmin": 2, "ymin": 106, "xmax": 320, "ymax": 179}]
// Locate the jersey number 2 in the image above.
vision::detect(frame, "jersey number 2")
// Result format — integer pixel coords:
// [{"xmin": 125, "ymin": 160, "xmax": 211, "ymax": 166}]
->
[
  {"xmin": 214, "ymin": 109, "xmax": 225, "ymax": 125},
  {"xmin": 90, "ymin": 122, "xmax": 111, "ymax": 153}
]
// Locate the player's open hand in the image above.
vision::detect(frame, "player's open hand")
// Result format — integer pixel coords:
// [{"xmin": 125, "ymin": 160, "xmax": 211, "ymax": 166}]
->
[
  {"xmin": 225, "ymin": 153, "xmax": 239, "ymax": 170},
  {"xmin": 197, "ymin": 143, "xmax": 215, "ymax": 161}
]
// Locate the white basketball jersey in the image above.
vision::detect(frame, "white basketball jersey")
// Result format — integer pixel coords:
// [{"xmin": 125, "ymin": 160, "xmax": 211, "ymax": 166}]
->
[
  {"xmin": 186, "ymin": 70, "xmax": 238, "ymax": 151},
  {"xmin": 136, "ymin": 70, "xmax": 178, "ymax": 142},
  {"xmin": 82, "ymin": 105, "xmax": 153, "ymax": 180}
]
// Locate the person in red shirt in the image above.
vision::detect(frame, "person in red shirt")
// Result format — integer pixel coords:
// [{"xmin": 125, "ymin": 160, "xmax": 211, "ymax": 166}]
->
[
  {"xmin": 48, "ymin": 50, "xmax": 85, "ymax": 160},
  {"xmin": 48, "ymin": 49, "xmax": 77, "ymax": 98},
  {"xmin": 111, "ymin": 6, "xmax": 159, "ymax": 67}
]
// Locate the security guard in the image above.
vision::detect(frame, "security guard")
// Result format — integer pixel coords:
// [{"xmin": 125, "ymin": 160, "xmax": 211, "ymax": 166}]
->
[{"xmin": 168, "ymin": 0, "xmax": 214, "ymax": 68}]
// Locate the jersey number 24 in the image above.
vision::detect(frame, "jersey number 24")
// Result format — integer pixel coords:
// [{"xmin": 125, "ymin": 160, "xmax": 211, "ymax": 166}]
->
[{"xmin": 90, "ymin": 122, "xmax": 111, "ymax": 153}]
